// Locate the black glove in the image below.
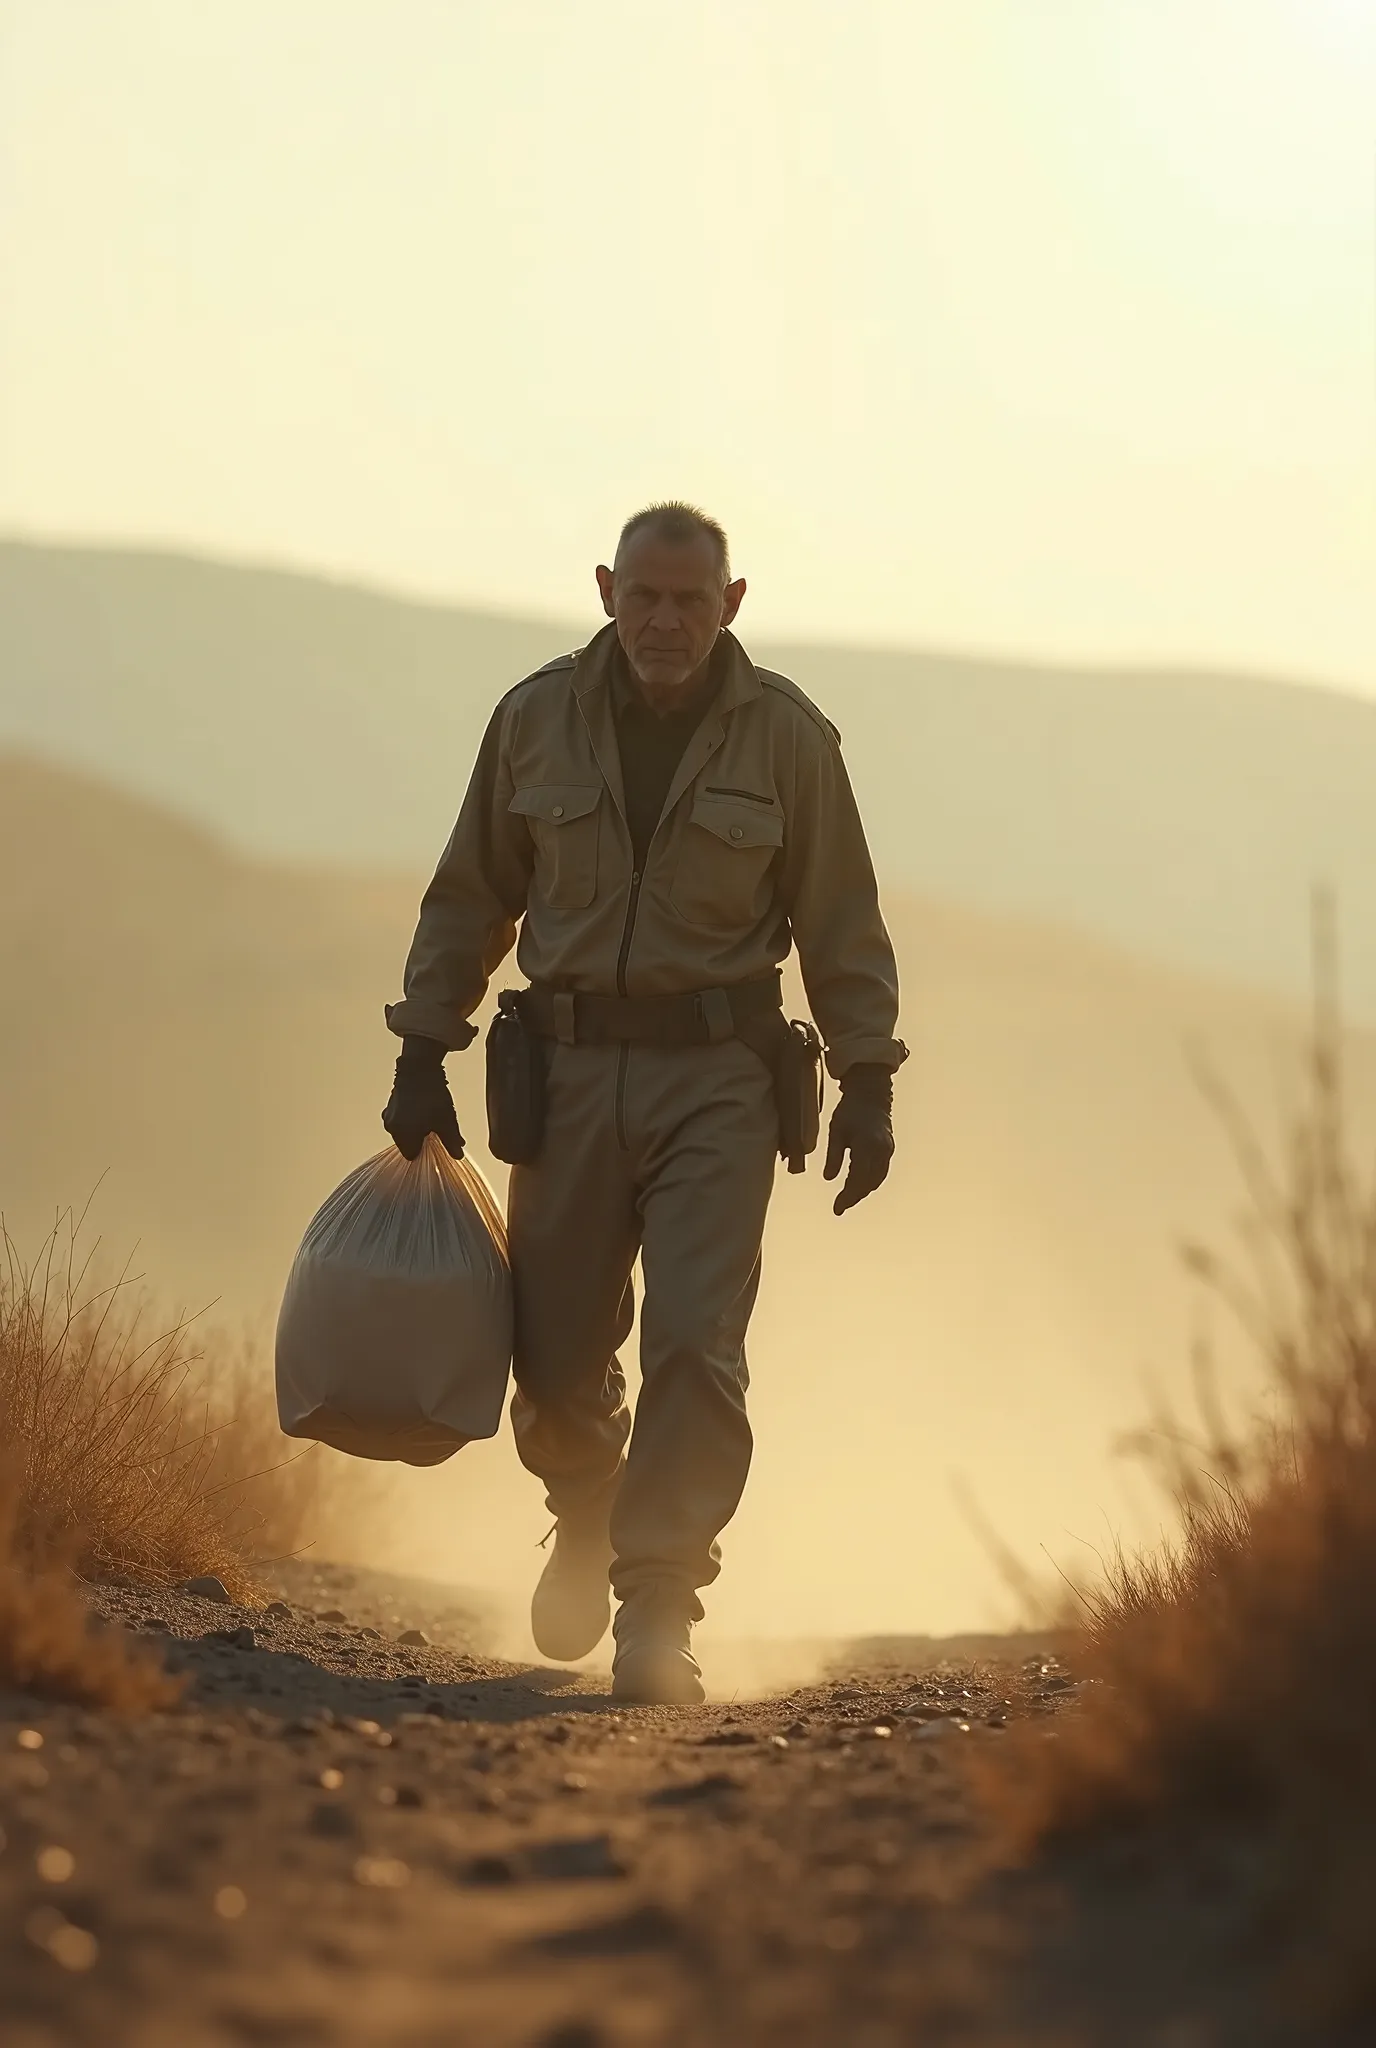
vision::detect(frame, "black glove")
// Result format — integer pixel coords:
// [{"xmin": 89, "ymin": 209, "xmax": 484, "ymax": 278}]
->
[
  {"xmin": 382, "ymin": 1038, "xmax": 464, "ymax": 1161},
  {"xmin": 823, "ymin": 1064, "xmax": 895, "ymax": 1217}
]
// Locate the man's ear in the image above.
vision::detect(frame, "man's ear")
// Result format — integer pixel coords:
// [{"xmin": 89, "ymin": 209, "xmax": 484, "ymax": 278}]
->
[
  {"xmin": 595, "ymin": 564, "xmax": 616, "ymax": 618},
  {"xmin": 721, "ymin": 576, "xmax": 747, "ymax": 628}
]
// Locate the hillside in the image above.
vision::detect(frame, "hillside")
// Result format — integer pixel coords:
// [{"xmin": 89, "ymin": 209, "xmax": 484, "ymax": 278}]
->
[
  {"xmin": 3, "ymin": 538, "xmax": 1375, "ymax": 1005},
  {"xmin": 6, "ymin": 751, "xmax": 1371, "ymax": 1645}
]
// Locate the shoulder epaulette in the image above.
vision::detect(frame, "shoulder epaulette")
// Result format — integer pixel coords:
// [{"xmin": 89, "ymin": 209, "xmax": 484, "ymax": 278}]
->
[
  {"xmin": 527, "ymin": 650, "xmax": 579, "ymax": 678},
  {"xmin": 756, "ymin": 666, "xmax": 842, "ymax": 746},
  {"xmin": 495, "ymin": 650, "xmax": 580, "ymax": 708}
]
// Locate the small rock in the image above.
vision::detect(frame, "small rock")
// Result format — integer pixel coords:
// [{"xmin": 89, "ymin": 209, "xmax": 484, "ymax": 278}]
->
[
  {"xmin": 527, "ymin": 1834, "xmax": 624, "ymax": 1882},
  {"xmin": 359, "ymin": 1626, "xmax": 382, "ymax": 1641},
  {"xmin": 142, "ymin": 1617, "xmax": 172, "ymax": 1633},
  {"xmin": 207, "ymin": 1627, "xmax": 257, "ymax": 1651},
  {"xmin": 264, "ymin": 1601, "xmax": 292, "ymax": 1619},
  {"xmin": 464, "ymin": 1853, "xmax": 516, "ymax": 1885},
  {"xmin": 183, "ymin": 1577, "xmax": 232, "ymax": 1604},
  {"xmin": 309, "ymin": 1802, "xmax": 358, "ymax": 1839},
  {"xmin": 318, "ymin": 1608, "xmax": 348, "ymax": 1623},
  {"xmin": 648, "ymin": 1773, "xmax": 737, "ymax": 1806},
  {"xmin": 398, "ymin": 1627, "xmax": 431, "ymax": 1647}
]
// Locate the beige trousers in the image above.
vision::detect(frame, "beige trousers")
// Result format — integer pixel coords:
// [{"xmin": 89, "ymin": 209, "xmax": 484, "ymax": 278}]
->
[{"xmin": 508, "ymin": 1036, "xmax": 779, "ymax": 1608}]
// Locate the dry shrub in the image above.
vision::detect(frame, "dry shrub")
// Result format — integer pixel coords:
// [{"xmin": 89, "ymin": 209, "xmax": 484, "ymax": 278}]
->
[
  {"xmin": 0, "ymin": 1456, "xmax": 180, "ymax": 1709},
  {"xmin": 0, "ymin": 1213, "xmax": 360, "ymax": 1602},
  {"xmin": 984, "ymin": 920, "xmax": 1376, "ymax": 2015}
]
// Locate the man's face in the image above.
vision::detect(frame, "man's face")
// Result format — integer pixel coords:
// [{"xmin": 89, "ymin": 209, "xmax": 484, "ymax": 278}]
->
[{"xmin": 596, "ymin": 531, "xmax": 746, "ymax": 697}]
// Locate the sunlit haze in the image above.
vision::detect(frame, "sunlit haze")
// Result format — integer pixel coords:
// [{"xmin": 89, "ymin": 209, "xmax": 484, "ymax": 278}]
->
[
  {"xmin": 3, "ymin": 0, "xmax": 1376, "ymax": 1652},
  {"xmin": 2, "ymin": 0, "xmax": 1373, "ymax": 687}
]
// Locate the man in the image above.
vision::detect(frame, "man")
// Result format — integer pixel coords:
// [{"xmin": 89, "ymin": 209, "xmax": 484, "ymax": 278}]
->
[{"xmin": 382, "ymin": 503, "xmax": 905, "ymax": 1705}]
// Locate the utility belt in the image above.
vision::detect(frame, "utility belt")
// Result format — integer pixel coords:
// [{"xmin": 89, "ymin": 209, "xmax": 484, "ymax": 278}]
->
[{"xmin": 485, "ymin": 972, "xmax": 824, "ymax": 1175}]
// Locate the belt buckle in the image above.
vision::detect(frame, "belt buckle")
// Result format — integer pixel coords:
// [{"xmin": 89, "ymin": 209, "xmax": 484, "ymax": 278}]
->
[{"xmin": 552, "ymin": 992, "xmax": 578, "ymax": 1045}]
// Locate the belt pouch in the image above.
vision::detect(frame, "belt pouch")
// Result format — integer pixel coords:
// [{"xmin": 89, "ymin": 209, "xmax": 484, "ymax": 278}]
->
[
  {"xmin": 485, "ymin": 992, "xmax": 547, "ymax": 1165},
  {"xmin": 775, "ymin": 1018, "xmax": 824, "ymax": 1174}
]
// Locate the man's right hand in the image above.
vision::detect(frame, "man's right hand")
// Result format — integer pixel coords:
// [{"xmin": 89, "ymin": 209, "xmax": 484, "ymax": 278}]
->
[{"xmin": 382, "ymin": 1039, "xmax": 465, "ymax": 1161}]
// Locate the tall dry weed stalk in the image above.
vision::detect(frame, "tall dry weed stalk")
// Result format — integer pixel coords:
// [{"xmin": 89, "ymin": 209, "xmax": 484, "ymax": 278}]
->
[{"xmin": 986, "ymin": 910, "xmax": 1376, "ymax": 2017}]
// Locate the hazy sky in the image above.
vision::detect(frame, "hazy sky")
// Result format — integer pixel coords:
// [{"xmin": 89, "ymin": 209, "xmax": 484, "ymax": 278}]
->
[{"xmin": 2, "ymin": 0, "xmax": 1373, "ymax": 687}]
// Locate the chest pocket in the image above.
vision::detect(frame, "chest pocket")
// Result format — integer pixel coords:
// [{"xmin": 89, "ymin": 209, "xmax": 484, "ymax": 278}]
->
[
  {"xmin": 670, "ymin": 795, "xmax": 784, "ymax": 931},
  {"xmin": 509, "ymin": 784, "xmax": 602, "ymax": 910}
]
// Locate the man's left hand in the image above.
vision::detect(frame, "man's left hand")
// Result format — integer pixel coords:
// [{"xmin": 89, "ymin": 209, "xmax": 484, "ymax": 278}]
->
[{"xmin": 822, "ymin": 1065, "xmax": 896, "ymax": 1217}]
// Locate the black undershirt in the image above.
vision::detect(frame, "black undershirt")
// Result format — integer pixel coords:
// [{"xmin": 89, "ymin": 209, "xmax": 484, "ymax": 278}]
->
[{"xmin": 611, "ymin": 645, "xmax": 722, "ymax": 871}]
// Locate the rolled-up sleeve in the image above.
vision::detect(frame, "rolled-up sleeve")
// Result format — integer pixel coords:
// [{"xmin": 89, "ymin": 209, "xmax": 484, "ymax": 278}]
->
[
  {"xmin": 779, "ymin": 723, "xmax": 908, "ymax": 1079},
  {"xmin": 384, "ymin": 703, "xmax": 531, "ymax": 1049}
]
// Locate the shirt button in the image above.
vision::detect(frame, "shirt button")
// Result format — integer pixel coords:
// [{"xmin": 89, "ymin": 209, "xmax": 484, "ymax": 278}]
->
[
  {"xmin": 730, "ymin": 825, "xmax": 744, "ymax": 841},
  {"xmin": 552, "ymin": 805, "xmax": 565, "ymax": 819}
]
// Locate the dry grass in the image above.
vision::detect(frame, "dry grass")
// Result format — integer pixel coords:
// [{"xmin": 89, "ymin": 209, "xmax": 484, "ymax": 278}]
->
[
  {"xmin": 3, "ymin": 1220, "xmax": 252, "ymax": 1596},
  {"xmin": 984, "ymin": 921, "xmax": 1376, "ymax": 2019},
  {"xmin": 0, "ymin": 1210, "xmax": 364, "ymax": 1704},
  {"xmin": 0, "ymin": 1457, "xmax": 181, "ymax": 1709}
]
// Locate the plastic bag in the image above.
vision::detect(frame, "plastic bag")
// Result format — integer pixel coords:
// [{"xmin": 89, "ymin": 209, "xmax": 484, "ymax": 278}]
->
[{"xmin": 275, "ymin": 1138, "xmax": 512, "ymax": 1466}]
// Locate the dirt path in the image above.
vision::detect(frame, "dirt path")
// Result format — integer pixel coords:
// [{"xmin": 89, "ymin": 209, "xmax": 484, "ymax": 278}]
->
[
  {"xmin": 0, "ymin": 1564, "xmax": 1079, "ymax": 2048},
  {"xmin": 3, "ymin": 1569, "xmax": 1240, "ymax": 2048}
]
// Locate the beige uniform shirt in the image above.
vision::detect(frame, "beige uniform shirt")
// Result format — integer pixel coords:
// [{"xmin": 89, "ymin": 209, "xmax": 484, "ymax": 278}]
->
[{"xmin": 387, "ymin": 624, "xmax": 906, "ymax": 1079}]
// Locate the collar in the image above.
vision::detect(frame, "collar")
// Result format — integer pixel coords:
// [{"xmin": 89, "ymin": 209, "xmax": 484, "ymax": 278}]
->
[
  {"xmin": 572, "ymin": 621, "xmax": 763, "ymax": 721},
  {"xmin": 610, "ymin": 642, "xmax": 722, "ymax": 729}
]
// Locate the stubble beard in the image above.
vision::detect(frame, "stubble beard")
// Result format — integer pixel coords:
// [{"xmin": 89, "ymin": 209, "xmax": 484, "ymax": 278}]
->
[{"xmin": 627, "ymin": 640, "xmax": 718, "ymax": 717}]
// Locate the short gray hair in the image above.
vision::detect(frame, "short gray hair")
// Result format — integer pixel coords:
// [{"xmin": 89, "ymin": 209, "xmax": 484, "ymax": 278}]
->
[{"xmin": 615, "ymin": 501, "xmax": 731, "ymax": 581}]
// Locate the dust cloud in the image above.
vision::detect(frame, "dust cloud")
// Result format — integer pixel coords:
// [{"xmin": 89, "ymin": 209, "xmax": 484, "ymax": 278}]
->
[
  {"xmin": 247, "ymin": 923, "xmax": 1355, "ymax": 1664},
  {"xmin": 6, "ymin": 753, "xmax": 1371, "ymax": 1657}
]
